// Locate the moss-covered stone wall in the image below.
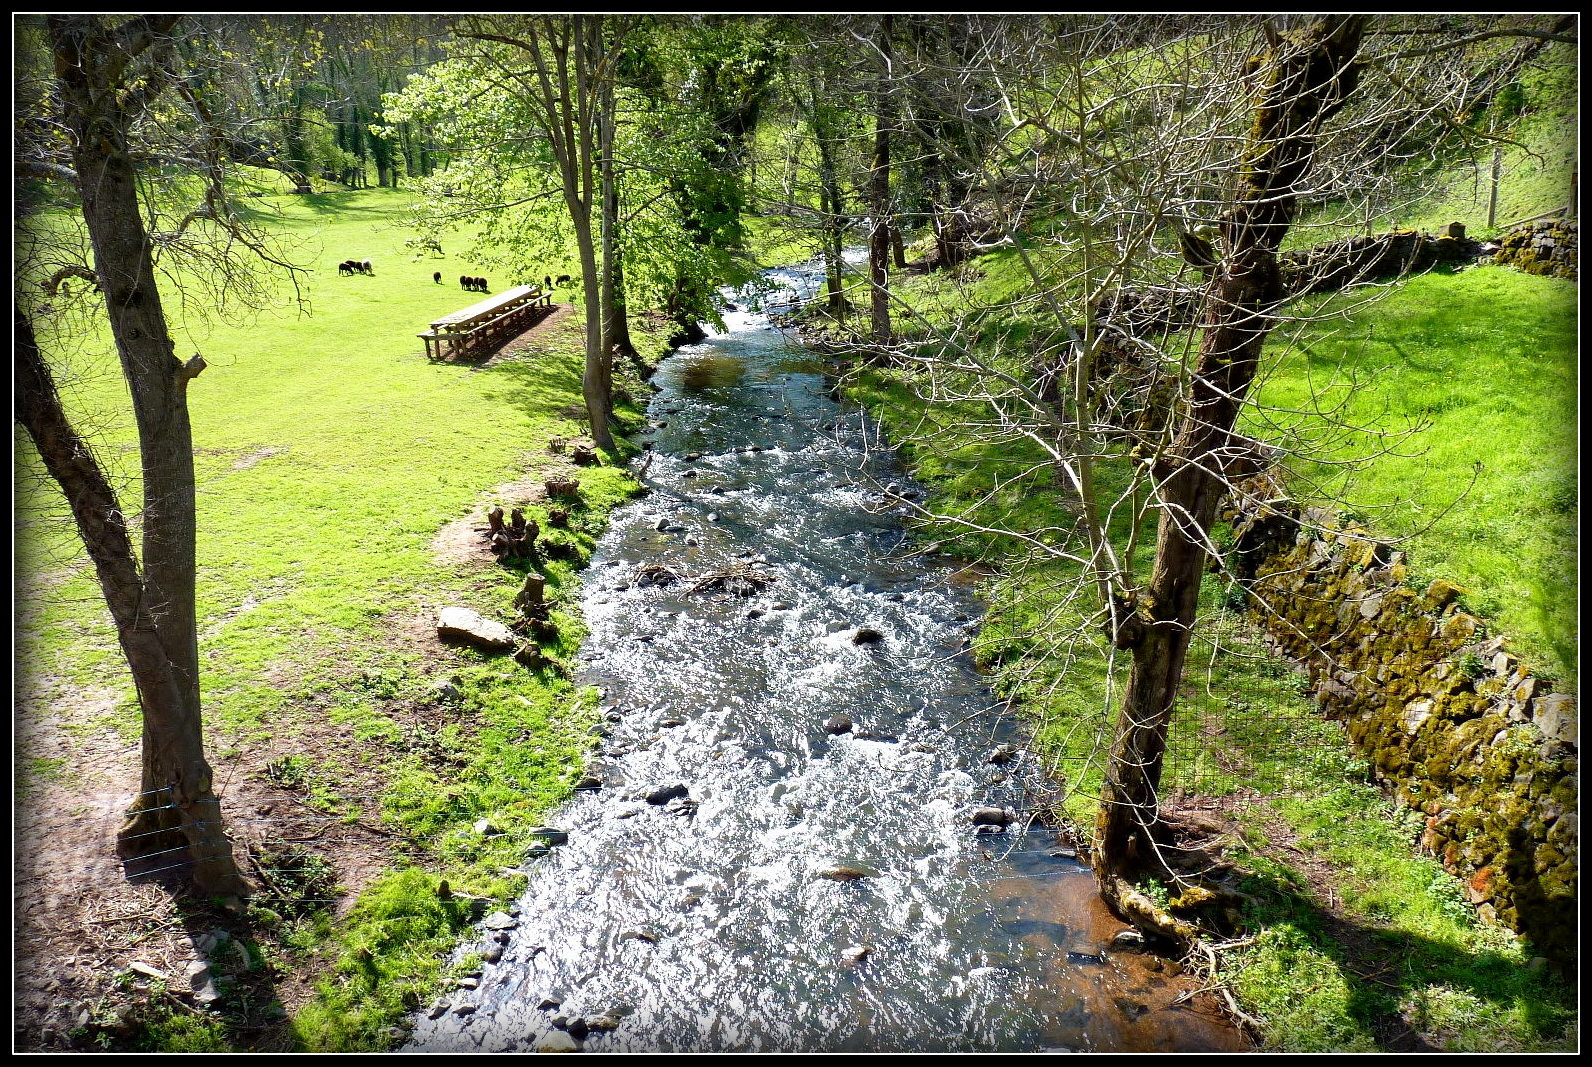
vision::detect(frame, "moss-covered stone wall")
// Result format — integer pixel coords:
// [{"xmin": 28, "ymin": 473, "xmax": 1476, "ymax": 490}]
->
[
  {"xmin": 1227, "ymin": 489, "xmax": 1577, "ymax": 964},
  {"xmin": 1489, "ymin": 216, "xmax": 1578, "ymax": 280}
]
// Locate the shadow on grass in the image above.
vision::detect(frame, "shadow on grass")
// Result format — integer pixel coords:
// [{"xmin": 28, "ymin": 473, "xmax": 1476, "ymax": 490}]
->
[{"xmin": 1234, "ymin": 861, "xmax": 1575, "ymax": 1052}]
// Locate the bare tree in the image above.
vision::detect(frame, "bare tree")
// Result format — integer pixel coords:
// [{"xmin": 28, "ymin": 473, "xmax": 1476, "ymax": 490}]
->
[{"xmin": 834, "ymin": 13, "xmax": 1573, "ymax": 935}]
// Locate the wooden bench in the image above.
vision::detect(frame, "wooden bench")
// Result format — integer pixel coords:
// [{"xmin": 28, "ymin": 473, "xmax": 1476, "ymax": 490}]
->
[{"xmin": 419, "ymin": 284, "xmax": 555, "ymax": 362}]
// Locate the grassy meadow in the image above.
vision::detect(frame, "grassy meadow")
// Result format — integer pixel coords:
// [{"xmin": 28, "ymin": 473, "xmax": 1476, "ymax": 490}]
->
[{"xmin": 16, "ymin": 183, "xmax": 666, "ymax": 1049}]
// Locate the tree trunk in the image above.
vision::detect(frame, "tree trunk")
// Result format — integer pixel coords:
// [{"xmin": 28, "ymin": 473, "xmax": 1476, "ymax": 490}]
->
[
  {"xmin": 573, "ymin": 16, "xmax": 616, "ymax": 449},
  {"xmin": 1095, "ymin": 15, "xmax": 1365, "ymax": 902},
  {"xmin": 42, "ymin": 14, "xmax": 245, "ymax": 896},
  {"xmin": 806, "ymin": 69, "xmax": 847, "ymax": 317},
  {"xmin": 598, "ymin": 67, "xmax": 641, "ymax": 374},
  {"xmin": 868, "ymin": 14, "xmax": 894, "ymax": 344}
]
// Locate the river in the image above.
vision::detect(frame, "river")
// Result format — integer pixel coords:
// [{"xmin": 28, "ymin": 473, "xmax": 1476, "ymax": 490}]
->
[{"xmin": 404, "ymin": 259, "xmax": 1247, "ymax": 1053}]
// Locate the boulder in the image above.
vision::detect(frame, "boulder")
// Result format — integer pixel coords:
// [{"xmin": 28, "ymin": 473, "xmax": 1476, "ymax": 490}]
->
[
  {"xmin": 437, "ymin": 607, "xmax": 516, "ymax": 651},
  {"xmin": 824, "ymin": 714, "xmax": 853, "ymax": 735},
  {"xmin": 970, "ymin": 807, "xmax": 1012, "ymax": 828}
]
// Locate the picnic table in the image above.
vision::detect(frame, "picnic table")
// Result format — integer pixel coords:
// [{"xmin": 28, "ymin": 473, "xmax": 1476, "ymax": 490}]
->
[{"xmin": 419, "ymin": 284, "xmax": 553, "ymax": 362}]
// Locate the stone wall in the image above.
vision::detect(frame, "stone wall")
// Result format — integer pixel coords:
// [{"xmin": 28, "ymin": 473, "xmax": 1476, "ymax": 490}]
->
[
  {"xmin": 1226, "ymin": 486, "xmax": 1577, "ymax": 964},
  {"xmin": 1489, "ymin": 215, "xmax": 1578, "ymax": 281}
]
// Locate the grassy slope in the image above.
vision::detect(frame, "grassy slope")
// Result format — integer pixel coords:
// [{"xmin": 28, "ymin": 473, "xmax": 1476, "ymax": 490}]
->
[
  {"xmin": 838, "ymin": 46, "xmax": 1576, "ymax": 1049},
  {"xmin": 1251, "ymin": 267, "xmax": 1578, "ymax": 681},
  {"xmin": 15, "ymin": 184, "xmax": 667, "ymax": 1050}
]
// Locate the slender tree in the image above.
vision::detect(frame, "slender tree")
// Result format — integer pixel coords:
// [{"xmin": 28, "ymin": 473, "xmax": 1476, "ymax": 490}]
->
[{"xmin": 17, "ymin": 14, "xmax": 259, "ymax": 894}]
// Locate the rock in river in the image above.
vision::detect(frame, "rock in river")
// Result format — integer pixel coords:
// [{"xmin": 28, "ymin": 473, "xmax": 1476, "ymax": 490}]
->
[
  {"xmin": 852, "ymin": 627, "xmax": 886, "ymax": 645},
  {"xmin": 645, "ymin": 783, "xmax": 689, "ymax": 805},
  {"xmin": 538, "ymin": 1031, "xmax": 580, "ymax": 1052},
  {"xmin": 819, "ymin": 864, "xmax": 876, "ymax": 882},
  {"xmin": 970, "ymin": 807, "xmax": 1012, "ymax": 828},
  {"xmin": 436, "ymin": 607, "xmax": 516, "ymax": 651},
  {"xmin": 824, "ymin": 714, "xmax": 853, "ymax": 735}
]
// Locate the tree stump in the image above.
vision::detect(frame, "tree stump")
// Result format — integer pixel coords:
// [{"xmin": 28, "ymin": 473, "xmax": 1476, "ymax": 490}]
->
[
  {"xmin": 548, "ymin": 507, "xmax": 570, "ymax": 528},
  {"xmin": 548, "ymin": 437, "xmax": 567, "ymax": 454},
  {"xmin": 514, "ymin": 572, "xmax": 549, "ymax": 618},
  {"xmin": 488, "ymin": 506, "xmax": 539, "ymax": 561},
  {"xmin": 571, "ymin": 445, "xmax": 599, "ymax": 467},
  {"xmin": 546, "ymin": 477, "xmax": 579, "ymax": 498}
]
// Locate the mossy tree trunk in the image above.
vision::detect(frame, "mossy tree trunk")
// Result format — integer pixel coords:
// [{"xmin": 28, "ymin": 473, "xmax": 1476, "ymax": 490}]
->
[{"xmin": 1095, "ymin": 15, "xmax": 1366, "ymax": 902}]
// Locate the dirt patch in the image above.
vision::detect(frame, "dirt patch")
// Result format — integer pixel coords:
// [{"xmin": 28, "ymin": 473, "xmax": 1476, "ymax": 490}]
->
[
  {"xmin": 231, "ymin": 446, "xmax": 287, "ymax": 471},
  {"xmin": 428, "ymin": 460, "xmax": 590, "ymax": 568},
  {"xmin": 478, "ymin": 303, "xmax": 577, "ymax": 368}
]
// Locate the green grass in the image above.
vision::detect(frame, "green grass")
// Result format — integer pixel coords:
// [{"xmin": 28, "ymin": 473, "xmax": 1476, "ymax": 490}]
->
[
  {"xmin": 16, "ymin": 183, "xmax": 669, "ymax": 1051},
  {"xmin": 849, "ymin": 360, "xmax": 1574, "ymax": 1051},
  {"xmin": 1224, "ymin": 781, "xmax": 1576, "ymax": 1052},
  {"xmin": 1250, "ymin": 266, "xmax": 1578, "ymax": 682}
]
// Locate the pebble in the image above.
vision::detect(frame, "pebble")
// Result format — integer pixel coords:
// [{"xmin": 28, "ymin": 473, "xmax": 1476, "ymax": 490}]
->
[
  {"xmin": 986, "ymin": 744, "xmax": 1019, "ymax": 765},
  {"xmin": 645, "ymin": 783, "xmax": 689, "ymax": 805},
  {"xmin": 1109, "ymin": 929, "xmax": 1146, "ymax": 951}
]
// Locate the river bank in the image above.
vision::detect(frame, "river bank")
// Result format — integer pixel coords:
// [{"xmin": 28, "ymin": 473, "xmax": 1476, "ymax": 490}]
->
[{"xmin": 399, "ymin": 259, "xmax": 1246, "ymax": 1053}]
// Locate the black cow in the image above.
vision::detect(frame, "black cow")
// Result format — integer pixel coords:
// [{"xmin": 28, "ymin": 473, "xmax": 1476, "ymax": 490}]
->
[
  {"xmin": 433, "ymin": 271, "xmax": 442, "ymax": 284},
  {"xmin": 338, "ymin": 261, "xmax": 356, "ymax": 276},
  {"xmin": 555, "ymin": 274, "xmax": 572, "ymax": 286}
]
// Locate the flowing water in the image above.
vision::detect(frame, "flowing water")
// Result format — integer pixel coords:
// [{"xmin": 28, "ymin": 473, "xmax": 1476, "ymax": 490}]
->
[{"xmin": 406, "ymin": 261, "xmax": 1247, "ymax": 1053}]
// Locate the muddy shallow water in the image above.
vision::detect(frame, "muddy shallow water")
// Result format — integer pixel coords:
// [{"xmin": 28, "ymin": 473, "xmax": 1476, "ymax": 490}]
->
[{"xmin": 405, "ymin": 261, "xmax": 1247, "ymax": 1053}]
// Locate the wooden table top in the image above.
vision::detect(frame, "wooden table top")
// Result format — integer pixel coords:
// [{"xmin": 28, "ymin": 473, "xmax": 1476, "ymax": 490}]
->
[{"xmin": 430, "ymin": 284, "xmax": 541, "ymax": 330}]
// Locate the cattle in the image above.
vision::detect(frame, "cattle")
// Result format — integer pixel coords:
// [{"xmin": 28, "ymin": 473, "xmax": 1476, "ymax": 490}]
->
[
  {"xmin": 476, "ymin": 277, "xmax": 488, "ymax": 292},
  {"xmin": 360, "ymin": 259, "xmax": 374, "ymax": 276},
  {"xmin": 433, "ymin": 271, "xmax": 442, "ymax": 284},
  {"xmin": 544, "ymin": 274, "xmax": 553, "ymax": 289},
  {"xmin": 555, "ymin": 274, "xmax": 572, "ymax": 286},
  {"xmin": 338, "ymin": 261, "xmax": 356, "ymax": 276},
  {"xmin": 460, "ymin": 275, "xmax": 471, "ymax": 289}
]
